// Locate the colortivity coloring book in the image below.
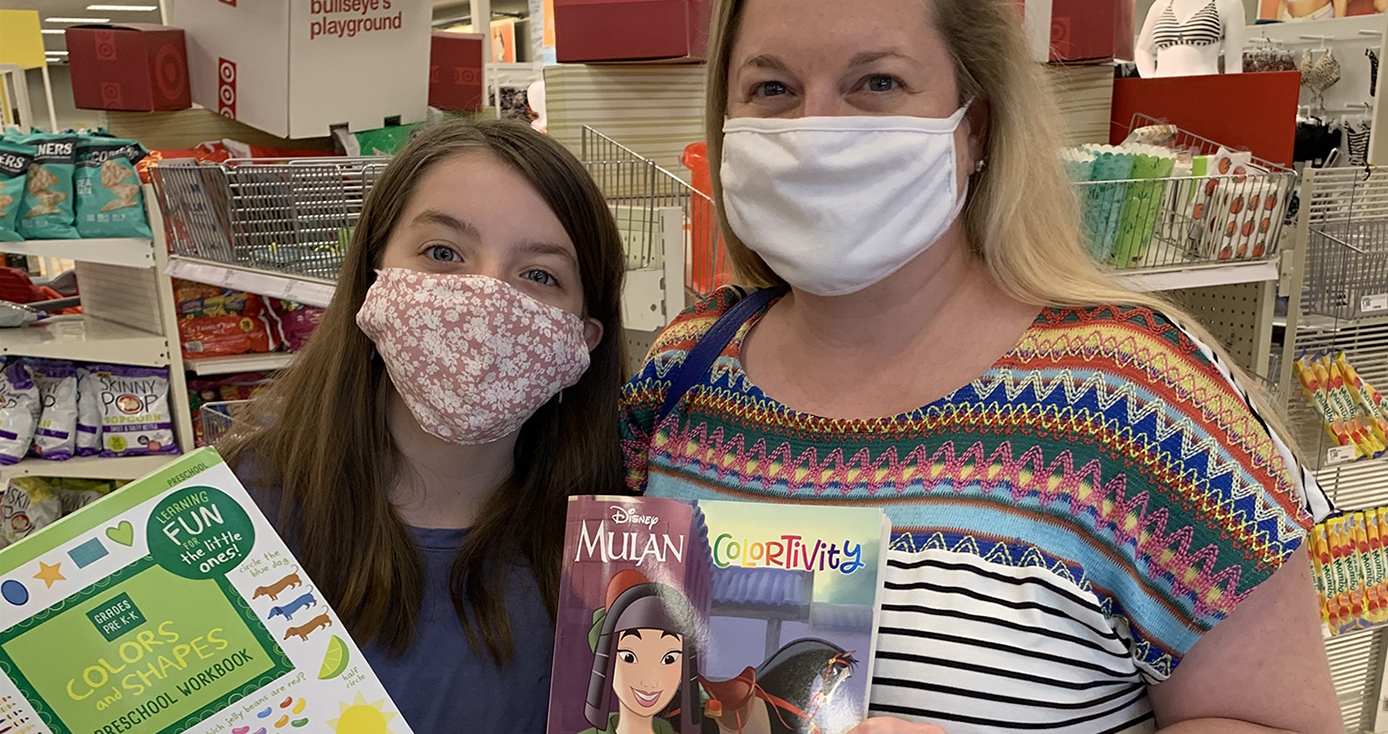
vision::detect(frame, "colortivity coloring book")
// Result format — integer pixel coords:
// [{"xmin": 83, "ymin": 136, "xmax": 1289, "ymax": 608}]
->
[
  {"xmin": 0, "ymin": 447, "xmax": 413, "ymax": 734},
  {"xmin": 547, "ymin": 496, "xmax": 890, "ymax": 734}
]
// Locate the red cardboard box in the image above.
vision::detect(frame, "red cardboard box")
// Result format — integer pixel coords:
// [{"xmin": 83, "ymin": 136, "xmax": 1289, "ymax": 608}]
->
[
  {"xmin": 66, "ymin": 24, "xmax": 190, "ymax": 111},
  {"xmin": 1050, "ymin": 0, "xmax": 1116, "ymax": 63},
  {"xmin": 554, "ymin": 0, "xmax": 710, "ymax": 63},
  {"xmin": 430, "ymin": 31, "xmax": 485, "ymax": 112}
]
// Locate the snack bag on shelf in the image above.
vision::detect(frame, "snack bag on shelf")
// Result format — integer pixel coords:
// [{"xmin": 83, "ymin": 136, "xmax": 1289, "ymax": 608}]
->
[
  {"xmin": 0, "ymin": 140, "xmax": 35, "ymax": 242},
  {"xmin": 1336, "ymin": 353, "xmax": 1388, "ymax": 445},
  {"xmin": 136, "ymin": 141, "xmax": 229, "ymax": 184},
  {"xmin": 1111, "ymin": 145, "xmax": 1176, "ymax": 268},
  {"xmin": 1352, "ymin": 513, "xmax": 1378, "ymax": 629},
  {"xmin": 175, "ymin": 279, "xmax": 280, "ymax": 358},
  {"xmin": 1362, "ymin": 510, "xmax": 1388, "ymax": 626},
  {"xmin": 267, "ymin": 298, "xmax": 326, "ymax": 351},
  {"xmin": 73, "ymin": 137, "xmax": 153, "ymax": 239},
  {"xmin": 1192, "ymin": 147, "xmax": 1254, "ymax": 261},
  {"xmin": 1295, "ymin": 354, "xmax": 1361, "ymax": 456},
  {"xmin": 92, "ymin": 364, "xmax": 178, "ymax": 457},
  {"xmin": 1078, "ymin": 145, "xmax": 1135, "ymax": 262},
  {"xmin": 0, "ymin": 477, "xmax": 61, "ymax": 545},
  {"xmin": 75, "ymin": 365, "xmax": 102, "ymax": 455},
  {"xmin": 1311, "ymin": 521, "xmax": 1335, "ymax": 633},
  {"xmin": 27, "ymin": 358, "xmax": 77, "ymax": 461},
  {"xmin": 1329, "ymin": 517, "xmax": 1363, "ymax": 633},
  {"xmin": 0, "ymin": 359, "xmax": 40, "ymax": 466},
  {"xmin": 14, "ymin": 133, "xmax": 79, "ymax": 240},
  {"xmin": 1313, "ymin": 353, "xmax": 1385, "ymax": 457}
]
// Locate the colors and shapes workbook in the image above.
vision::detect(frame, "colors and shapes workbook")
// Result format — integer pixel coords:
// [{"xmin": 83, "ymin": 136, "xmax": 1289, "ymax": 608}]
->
[
  {"xmin": 547, "ymin": 496, "xmax": 891, "ymax": 734},
  {"xmin": 0, "ymin": 447, "xmax": 413, "ymax": 734}
]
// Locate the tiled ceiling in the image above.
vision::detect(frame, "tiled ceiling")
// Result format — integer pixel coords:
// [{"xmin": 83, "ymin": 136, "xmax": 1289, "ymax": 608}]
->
[{"xmin": 0, "ymin": 0, "xmax": 532, "ymax": 62}]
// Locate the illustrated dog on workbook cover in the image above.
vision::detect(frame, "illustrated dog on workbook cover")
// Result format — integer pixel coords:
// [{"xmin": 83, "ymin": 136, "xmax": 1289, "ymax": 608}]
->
[{"xmin": 547, "ymin": 496, "xmax": 891, "ymax": 734}]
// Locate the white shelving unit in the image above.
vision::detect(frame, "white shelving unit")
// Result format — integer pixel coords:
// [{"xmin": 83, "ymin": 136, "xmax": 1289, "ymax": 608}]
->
[
  {"xmin": 0, "ymin": 193, "xmax": 193, "ymax": 484},
  {"xmin": 1116, "ymin": 257, "xmax": 1281, "ymax": 293},
  {"xmin": 186, "ymin": 352, "xmax": 296, "ymax": 377},
  {"xmin": 0, "ymin": 238, "xmax": 156, "ymax": 269},
  {"xmin": 165, "ymin": 258, "xmax": 336, "ymax": 309},
  {"xmin": 1, "ymin": 454, "xmax": 180, "ymax": 482}
]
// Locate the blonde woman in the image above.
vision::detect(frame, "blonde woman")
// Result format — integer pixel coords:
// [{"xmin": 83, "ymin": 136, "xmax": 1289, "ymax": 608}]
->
[{"xmin": 620, "ymin": 0, "xmax": 1340, "ymax": 732}]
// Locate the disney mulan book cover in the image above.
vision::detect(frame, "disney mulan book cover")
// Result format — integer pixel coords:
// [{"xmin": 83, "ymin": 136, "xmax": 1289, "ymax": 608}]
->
[{"xmin": 547, "ymin": 496, "xmax": 890, "ymax": 734}]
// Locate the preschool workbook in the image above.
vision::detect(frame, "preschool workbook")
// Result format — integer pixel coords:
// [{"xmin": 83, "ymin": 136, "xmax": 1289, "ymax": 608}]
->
[
  {"xmin": 0, "ymin": 447, "xmax": 412, "ymax": 734},
  {"xmin": 547, "ymin": 496, "xmax": 890, "ymax": 734}
]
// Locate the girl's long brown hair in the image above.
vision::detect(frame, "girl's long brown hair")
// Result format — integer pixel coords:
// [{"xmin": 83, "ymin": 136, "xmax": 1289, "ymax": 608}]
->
[{"xmin": 221, "ymin": 119, "xmax": 627, "ymax": 665}]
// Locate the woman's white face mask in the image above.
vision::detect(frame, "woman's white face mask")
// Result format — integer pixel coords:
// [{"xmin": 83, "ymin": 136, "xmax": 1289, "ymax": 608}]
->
[{"xmin": 719, "ymin": 106, "xmax": 970, "ymax": 297}]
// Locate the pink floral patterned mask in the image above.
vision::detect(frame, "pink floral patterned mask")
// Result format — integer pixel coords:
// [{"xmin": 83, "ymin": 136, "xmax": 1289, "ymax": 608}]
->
[{"xmin": 356, "ymin": 268, "xmax": 592, "ymax": 444}]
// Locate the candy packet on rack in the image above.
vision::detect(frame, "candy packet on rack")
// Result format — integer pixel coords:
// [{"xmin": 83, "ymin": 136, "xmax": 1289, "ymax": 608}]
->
[
  {"xmin": 0, "ymin": 140, "xmax": 34, "ymax": 242},
  {"xmin": 93, "ymin": 364, "xmax": 178, "ymax": 457},
  {"xmin": 75, "ymin": 365, "xmax": 102, "ymax": 455},
  {"xmin": 28, "ymin": 358, "xmax": 77, "ymax": 461},
  {"xmin": 15, "ymin": 133, "xmax": 78, "ymax": 240},
  {"xmin": 74, "ymin": 136, "xmax": 153, "ymax": 239},
  {"xmin": 0, "ymin": 359, "xmax": 40, "ymax": 465}
]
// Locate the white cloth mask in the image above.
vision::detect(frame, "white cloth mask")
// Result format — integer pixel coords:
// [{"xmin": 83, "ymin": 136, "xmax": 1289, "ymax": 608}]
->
[
  {"xmin": 720, "ymin": 107, "xmax": 971, "ymax": 296},
  {"xmin": 356, "ymin": 269, "xmax": 591, "ymax": 445}
]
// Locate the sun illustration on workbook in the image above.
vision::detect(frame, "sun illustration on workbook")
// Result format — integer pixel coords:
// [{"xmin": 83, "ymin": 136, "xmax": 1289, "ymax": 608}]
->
[{"xmin": 326, "ymin": 693, "xmax": 397, "ymax": 734}]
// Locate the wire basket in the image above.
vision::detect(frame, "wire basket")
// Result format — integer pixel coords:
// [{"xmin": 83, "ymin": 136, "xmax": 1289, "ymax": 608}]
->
[
  {"xmin": 150, "ymin": 158, "xmax": 389, "ymax": 282},
  {"xmin": 1306, "ymin": 219, "xmax": 1388, "ymax": 321},
  {"xmin": 200, "ymin": 399, "xmax": 253, "ymax": 448},
  {"xmin": 1073, "ymin": 115, "xmax": 1296, "ymax": 272},
  {"xmin": 580, "ymin": 127, "xmax": 728, "ymax": 297}
]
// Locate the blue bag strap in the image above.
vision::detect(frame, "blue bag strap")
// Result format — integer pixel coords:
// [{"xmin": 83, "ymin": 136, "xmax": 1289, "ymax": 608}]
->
[{"xmin": 656, "ymin": 286, "xmax": 784, "ymax": 425}]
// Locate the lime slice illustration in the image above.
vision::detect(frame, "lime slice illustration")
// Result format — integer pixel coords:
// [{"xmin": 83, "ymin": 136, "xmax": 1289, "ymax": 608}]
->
[{"xmin": 318, "ymin": 635, "xmax": 350, "ymax": 679}]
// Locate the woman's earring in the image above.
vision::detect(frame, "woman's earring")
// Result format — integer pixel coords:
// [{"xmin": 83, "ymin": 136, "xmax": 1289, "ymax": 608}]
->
[{"xmin": 974, "ymin": 159, "xmax": 988, "ymax": 174}]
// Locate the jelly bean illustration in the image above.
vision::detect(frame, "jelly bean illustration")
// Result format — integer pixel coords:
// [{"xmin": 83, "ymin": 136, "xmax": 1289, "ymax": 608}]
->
[
  {"xmin": 275, "ymin": 715, "xmax": 289, "ymax": 729},
  {"xmin": 233, "ymin": 727, "xmax": 250, "ymax": 734},
  {"xmin": 257, "ymin": 708, "xmax": 273, "ymax": 719},
  {"xmin": 290, "ymin": 719, "xmax": 308, "ymax": 728},
  {"xmin": 292, "ymin": 700, "xmax": 306, "ymax": 715},
  {"xmin": 254, "ymin": 728, "xmax": 266, "ymax": 734},
  {"xmin": 280, "ymin": 697, "xmax": 293, "ymax": 709}
]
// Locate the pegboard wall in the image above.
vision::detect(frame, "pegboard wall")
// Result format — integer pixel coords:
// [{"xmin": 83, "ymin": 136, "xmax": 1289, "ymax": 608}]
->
[
  {"xmin": 1168, "ymin": 281, "xmax": 1275, "ymax": 378},
  {"xmin": 625, "ymin": 328, "xmax": 660, "ymax": 380}
]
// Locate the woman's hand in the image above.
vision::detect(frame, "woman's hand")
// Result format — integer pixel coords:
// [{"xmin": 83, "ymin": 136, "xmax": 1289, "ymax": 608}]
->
[{"xmin": 846, "ymin": 718, "xmax": 948, "ymax": 734}]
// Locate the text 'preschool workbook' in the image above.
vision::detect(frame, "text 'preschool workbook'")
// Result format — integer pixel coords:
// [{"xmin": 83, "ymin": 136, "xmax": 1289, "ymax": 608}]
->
[
  {"xmin": 547, "ymin": 496, "xmax": 890, "ymax": 734},
  {"xmin": 0, "ymin": 448, "xmax": 413, "ymax": 734}
]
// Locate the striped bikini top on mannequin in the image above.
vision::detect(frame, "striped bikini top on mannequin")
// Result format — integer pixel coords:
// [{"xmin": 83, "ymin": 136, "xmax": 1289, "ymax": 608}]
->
[{"xmin": 1153, "ymin": 0, "xmax": 1223, "ymax": 50}]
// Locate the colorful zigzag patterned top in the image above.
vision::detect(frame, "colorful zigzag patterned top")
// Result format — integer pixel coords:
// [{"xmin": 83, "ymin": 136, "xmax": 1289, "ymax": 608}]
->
[{"xmin": 620, "ymin": 289, "xmax": 1330, "ymax": 734}]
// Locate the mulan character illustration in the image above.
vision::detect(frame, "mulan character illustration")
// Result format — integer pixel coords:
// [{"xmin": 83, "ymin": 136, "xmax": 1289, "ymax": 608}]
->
[{"xmin": 581, "ymin": 570, "xmax": 859, "ymax": 734}]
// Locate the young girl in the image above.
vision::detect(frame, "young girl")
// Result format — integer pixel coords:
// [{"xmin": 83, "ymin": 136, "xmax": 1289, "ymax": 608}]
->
[{"xmin": 222, "ymin": 119, "xmax": 627, "ymax": 734}]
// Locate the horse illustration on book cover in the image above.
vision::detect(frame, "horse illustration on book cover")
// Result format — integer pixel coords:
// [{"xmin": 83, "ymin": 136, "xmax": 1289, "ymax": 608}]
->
[{"xmin": 548, "ymin": 497, "xmax": 890, "ymax": 734}]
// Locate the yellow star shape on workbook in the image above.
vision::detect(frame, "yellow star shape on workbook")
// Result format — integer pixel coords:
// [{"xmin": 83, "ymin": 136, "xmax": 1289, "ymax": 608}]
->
[{"xmin": 33, "ymin": 561, "xmax": 64, "ymax": 589}]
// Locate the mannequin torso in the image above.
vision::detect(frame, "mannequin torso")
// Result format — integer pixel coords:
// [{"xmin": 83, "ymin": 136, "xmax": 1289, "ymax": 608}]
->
[{"xmin": 1137, "ymin": 0, "xmax": 1245, "ymax": 78}]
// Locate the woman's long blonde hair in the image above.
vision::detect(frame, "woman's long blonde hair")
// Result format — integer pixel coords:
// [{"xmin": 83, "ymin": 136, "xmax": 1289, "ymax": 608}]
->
[{"xmin": 704, "ymin": 0, "xmax": 1293, "ymax": 440}]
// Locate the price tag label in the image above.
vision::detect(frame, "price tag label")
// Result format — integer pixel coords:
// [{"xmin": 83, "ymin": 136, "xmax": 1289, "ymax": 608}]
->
[
  {"xmin": 1362, "ymin": 293, "xmax": 1388, "ymax": 314},
  {"xmin": 1327, "ymin": 445, "xmax": 1359, "ymax": 465}
]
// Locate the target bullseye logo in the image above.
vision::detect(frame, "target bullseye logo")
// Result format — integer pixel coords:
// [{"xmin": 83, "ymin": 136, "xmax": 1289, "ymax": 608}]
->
[
  {"xmin": 100, "ymin": 81, "xmax": 123, "ymax": 107},
  {"xmin": 94, "ymin": 30, "xmax": 118, "ymax": 61},
  {"xmin": 154, "ymin": 44, "xmax": 186, "ymax": 102},
  {"xmin": 217, "ymin": 57, "xmax": 236, "ymax": 119}
]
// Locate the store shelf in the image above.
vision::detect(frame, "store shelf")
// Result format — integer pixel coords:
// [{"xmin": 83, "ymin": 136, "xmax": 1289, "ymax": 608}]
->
[
  {"xmin": 1116, "ymin": 258, "xmax": 1280, "ymax": 292},
  {"xmin": 0, "ymin": 453, "xmax": 181, "ymax": 482},
  {"xmin": 186, "ymin": 352, "xmax": 295, "ymax": 376},
  {"xmin": 167, "ymin": 256, "xmax": 336, "ymax": 308},
  {"xmin": 0, "ymin": 315, "xmax": 170, "ymax": 367},
  {"xmin": 0, "ymin": 238, "xmax": 155, "ymax": 268}
]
